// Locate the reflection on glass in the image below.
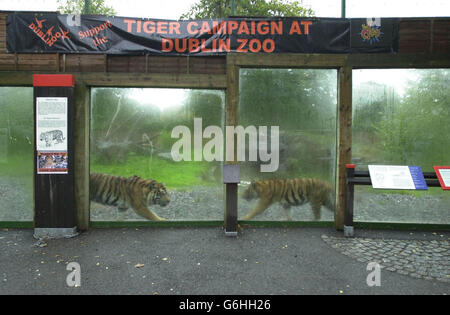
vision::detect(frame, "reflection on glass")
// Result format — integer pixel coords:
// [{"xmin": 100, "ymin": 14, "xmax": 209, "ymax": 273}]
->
[
  {"xmin": 0, "ymin": 87, "xmax": 34, "ymax": 221},
  {"xmin": 352, "ymin": 69, "xmax": 450, "ymax": 224},
  {"xmin": 90, "ymin": 88, "xmax": 225, "ymax": 221},
  {"xmin": 238, "ymin": 69, "xmax": 337, "ymax": 221}
]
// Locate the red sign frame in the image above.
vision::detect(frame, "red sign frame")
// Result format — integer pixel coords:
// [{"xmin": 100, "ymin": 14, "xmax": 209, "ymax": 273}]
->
[{"xmin": 433, "ymin": 166, "xmax": 450, "ymax": 190}]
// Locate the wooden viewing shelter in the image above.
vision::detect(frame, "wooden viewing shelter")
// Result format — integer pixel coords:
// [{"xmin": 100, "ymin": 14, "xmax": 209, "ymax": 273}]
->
[{"xmin": 0, "ymin": 11, "xmax": 449, "ymax": 233}]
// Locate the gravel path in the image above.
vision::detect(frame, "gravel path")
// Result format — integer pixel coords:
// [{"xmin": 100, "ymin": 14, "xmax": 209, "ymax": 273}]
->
[{"xmin": 0, "ymin": 176, "xmax": 33, "ymax": 221}]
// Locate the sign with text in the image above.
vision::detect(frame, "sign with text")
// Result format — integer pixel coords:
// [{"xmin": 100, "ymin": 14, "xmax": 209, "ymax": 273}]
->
[
  {"xmin": 368, "ymin": 165, "xmax": 428, "ymax": 190},
  {"xmin": 433, "ymin": 166, "xmax": 450, "ymax": 190},
  {"xmin": 6, "ymin": 13, "xmax": 398, "ymax": 55},
  {"xmin": 36, "ymin": 97, "xmax": 68, "ymax": 152}
]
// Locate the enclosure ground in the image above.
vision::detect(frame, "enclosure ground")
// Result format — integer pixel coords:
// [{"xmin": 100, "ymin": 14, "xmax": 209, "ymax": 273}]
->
[{"xmin": 0, "ymin": 227, "xmax": 448, "ymax": 295}]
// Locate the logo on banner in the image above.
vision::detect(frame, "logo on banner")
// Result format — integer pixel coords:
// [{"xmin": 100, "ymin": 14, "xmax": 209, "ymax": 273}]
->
[
  {"xmin": 360, "ymin": 18, "xmax": 383, "ymax": 45},
  {"xmin": 28, "ymin": 18, "xmax": 70, "ymax": 47}
]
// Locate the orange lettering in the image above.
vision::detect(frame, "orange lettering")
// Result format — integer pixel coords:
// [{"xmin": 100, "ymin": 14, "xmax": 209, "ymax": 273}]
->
[
  {"xmin": 143, "ymin": 21, "xmax": 155, "ymax": 33},
  {"xmin": 257, "ymin": 21, "xmax": 269, "ymax": 35},
  {"xmin": 189, "ymin": 38, "xmax": 200, "ymax": 52},
  {"xmin": 236, "ymin": 38, "xmax": 248, "ymax": 52},
  {"xmin": 218, "ymin": 39, "xmax": 231, "ymax": 52},
  {"xmin": 175, "ymin": 38, "xmax": 187, "ymax": 52},
  {"xmin": 169, "ymin": 22, "xmax": 181, "ymax": 35},
  {"xmin": 237, "ymin": 22, "xmax": 249, "ymax": 35},
  {"xmin": 228, "ymin": 21, "xmax": 239, "ymax": 34},
  {"xmin": 201, "ymin": 39, "xmax": 211, "ymax": 52},
  {"xmin": 249, "ymin": 39, "xmax": 261, "ymax": 52},
  {"xmin": 187, "ymin": 21, "xmax": 198, "ymax": 35},
  {"xmin": 301, "ymin": 21, "xmax": 312, "ymax": 35},
  {"xmin": 199, "ymin": 21, "xmax": 211, "ymax": 34},
  {"xmin": 271, "ymin": 21, "xmax": 283, "ymax": 35},
  {"xmin": 262, "ymin": 39, "xmax": 275, "ymax": 52},
  {"xmin": 289, "ymin": 21, "xmax": 302, "ymax": 35},
  {"xmin": 123, "ymin": 19, "xmax": 136, "ymax": 32},
  {"xmin": 162, "ymin": 38, "xmax": 173, "ymax": 52},
  {"xmin": 157, "ymin": 22, "xmax": 168, "ymax": 34}
]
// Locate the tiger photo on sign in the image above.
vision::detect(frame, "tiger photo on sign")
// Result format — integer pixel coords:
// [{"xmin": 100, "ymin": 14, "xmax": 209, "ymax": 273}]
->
[
  {"xmin": 90, "ymin": 173, "xmax": 170, "ymax": 221},
  {"xmin": 241, "ymin": 178, "xmax": 335, "ymax": 221}
]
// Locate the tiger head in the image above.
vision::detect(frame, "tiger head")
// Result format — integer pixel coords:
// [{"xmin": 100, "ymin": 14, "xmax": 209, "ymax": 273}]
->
[
  {"xmin": 146, "ymin": 180, "xmax": 170, "ymax": 207},
  {"xmin": 241, "ymin": 182, "xmax": 260, "ymax": 201}
]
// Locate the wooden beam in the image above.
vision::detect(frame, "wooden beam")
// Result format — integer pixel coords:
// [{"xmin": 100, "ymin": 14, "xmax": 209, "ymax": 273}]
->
[
  {"xmin": 78, "ymin": 72, "xmax": 227, "ymax": 89},
  {"xmin": 229, "ymin": 53, "xmax": 346, "ymax": 68},
  {"xmin": 348, "ymin": 53, "xmax": 450, "ymax": 69},
  {"xmin": 227, "ymin": 53, "xmax": 450, "ymax": 69},
  {"xmin": 224, "ymin": 55, "xmax": 240, "ymax": 234},
  {"xmin": 336, "ymin": 66, "xmax": 352, "ymax": 230},
  {"xmin": 0, "ymin": 71, "xmax": 227, "ymax": 89},
  {"xmin": 73, "ymin": 83, "xmax": 90, "ymax": 231}
]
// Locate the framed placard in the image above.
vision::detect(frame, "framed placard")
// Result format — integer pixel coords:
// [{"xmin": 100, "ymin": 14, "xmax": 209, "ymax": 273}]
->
[
  {"xmin": 368, "ymin": 165, "xmax": 427, "ymax": 190},
  {"xmin": 433, "ymin": 166, "xmax": 450, "ymax": 190},
  {"xmin": 36, "ymin": 97, "xmax": 68, "ymax": 152}
]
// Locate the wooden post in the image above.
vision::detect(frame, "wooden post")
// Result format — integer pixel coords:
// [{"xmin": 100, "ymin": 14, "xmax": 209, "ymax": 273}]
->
[
  {"xmin": 344, "ymin": 163, "xmax": 355, "ymax": 237},
  {"xmin": 225, "ymin": 55, "xmax": 239, "ymax": 235},
  {"xmin": 336, "ymin": 66, "xmax": 352, "ymax": 230},
  {"xmin": 74, "ymin": 83, "xmax": 90, "ymax": 230},
  {"xmin": 33, "ymin": 74, "xmax": 77, "ymax": 238}
]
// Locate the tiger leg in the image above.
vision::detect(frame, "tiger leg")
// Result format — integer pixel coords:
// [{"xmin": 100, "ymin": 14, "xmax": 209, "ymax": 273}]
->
[
  {"xmin": 282, "ymin": 204, "xmax": 292, "ymax": 221},
  {"xmin": 132, "ymin": 203, "xmax": 167, "ymax": 221},
  {"xmin": 118, "ymin": 207, "xmax": 127, "ymax": 221},
  {"xmin": 241, "ymin": 198, "xmax": 271, "ymax": 220},
  {"xmin": 310, "ymin": 200, "xmax": 322, "ymax": 221}
]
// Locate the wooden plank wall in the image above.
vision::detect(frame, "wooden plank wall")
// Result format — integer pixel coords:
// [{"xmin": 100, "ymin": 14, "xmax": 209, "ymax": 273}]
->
[{"xmin": 398, "ymin": 18, "xmax": 450, "ymax": 54}]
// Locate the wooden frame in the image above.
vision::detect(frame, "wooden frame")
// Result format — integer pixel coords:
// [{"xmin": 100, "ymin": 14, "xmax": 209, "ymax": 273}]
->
[
  {"xmin": 0, "ymin": 49, "xmax": 449, "ymax": 231},
  {"xmin": 224, "ymin": 52, "xmax": 450, "ymax": 231}
]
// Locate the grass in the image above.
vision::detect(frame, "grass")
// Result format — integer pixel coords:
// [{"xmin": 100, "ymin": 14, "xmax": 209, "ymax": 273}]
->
[
  {"xmin": 0, "ymin": 153, "xmax": 33, "ymax": 177},
  {"xmin": 90, "ymin": 153, "xmax": 215, "ymax": 189}
]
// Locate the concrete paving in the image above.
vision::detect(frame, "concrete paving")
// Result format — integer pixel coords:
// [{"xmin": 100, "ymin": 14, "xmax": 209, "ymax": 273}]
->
[{"xmin": 0, "ymin": 227, "xmax": 449, "ymax": 295}]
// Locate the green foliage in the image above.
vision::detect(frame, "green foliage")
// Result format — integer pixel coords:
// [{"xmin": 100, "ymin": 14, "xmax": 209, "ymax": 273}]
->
[
  {"xmin": 375, "ymin": 70, "xmax": 450, "ymax": 170},
  {"xmin": 91, "ymin": 154, "xmax": 213, "ymax": 188},
  {"xmin": 57, "ymin": 0, "xmax": 116, "ymax": 15},
  {"xmin": 239, "ymin": 69, "xmax": 336, "ymax": 130},
  {"xmin": 353, "ymin": 82, "xmax": 399, "ymax": 133},
  {"xmin": 237, "ymin": 69, "xmax": 337, "ymax": 181},
  {"xmin": 0, "ymin": 87, "xmax": 33, "ymax": 156},
  {"xmin": 180, "ymin": 0, "xmax": 314, "ymax": 19}
]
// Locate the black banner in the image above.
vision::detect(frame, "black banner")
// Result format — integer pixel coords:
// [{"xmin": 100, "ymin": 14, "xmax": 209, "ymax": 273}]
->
[{"xmin": 6, "ymin": 13, "xmax": 398, "ymax": 55}]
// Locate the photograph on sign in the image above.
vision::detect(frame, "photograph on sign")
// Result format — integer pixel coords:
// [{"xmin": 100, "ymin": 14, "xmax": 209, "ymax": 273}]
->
[
  {"xmin": 433, "ymin": 166, "xmax": 450, "ymax": 190},
  {"xmin": 37, "ymin": 152, "xmax": 68, "ymax": 174},
  {"xmin": 36, "ymin": 97, "xmax": 68, "ymax": 151},
  {"xmin": 368, "ymin": 165, "xmax": 416, "ymax": 189}
]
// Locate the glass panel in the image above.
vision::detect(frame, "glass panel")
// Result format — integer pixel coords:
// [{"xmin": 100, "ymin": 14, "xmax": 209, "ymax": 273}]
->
[
  {"xmin": 352, "ymin": 69, "xmax": 450, "ymax": 224},
  {"xmin": 0, "ymin": 87, "xmax": 34, "ymax": 221},
  {"xmin": 90, "ymin": 88, "xmax": 225, "ymax": 221},
  {"xmin": 238, "ymin": 69, "xmax": 337, "ymax": 221}
]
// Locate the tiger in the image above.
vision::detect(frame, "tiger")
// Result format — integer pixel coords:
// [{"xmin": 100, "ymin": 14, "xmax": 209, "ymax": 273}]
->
[
  {"xmin": 90, "ymin": 173, "xmax": 170, "ymax": 221},
  {"xmin": 41, "ymin": 155, "xmax": 54, "ymax": 168},
  {"xmin": 40, "ymin": 130, "xmax": 65, "ymax": 147},
  {"xmin": 241, "ymin": 178, "xmax": 335, "ymax": 221}
]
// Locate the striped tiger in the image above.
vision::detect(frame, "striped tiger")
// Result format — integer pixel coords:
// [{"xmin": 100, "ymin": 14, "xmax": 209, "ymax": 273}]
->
[
  {"xmin": 241, "ymin": 178, "xmax": 335, "ymax": 221},
  {"xmin": 90, "ymin": 173, "xmax": 170, "ymax": 221}
]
